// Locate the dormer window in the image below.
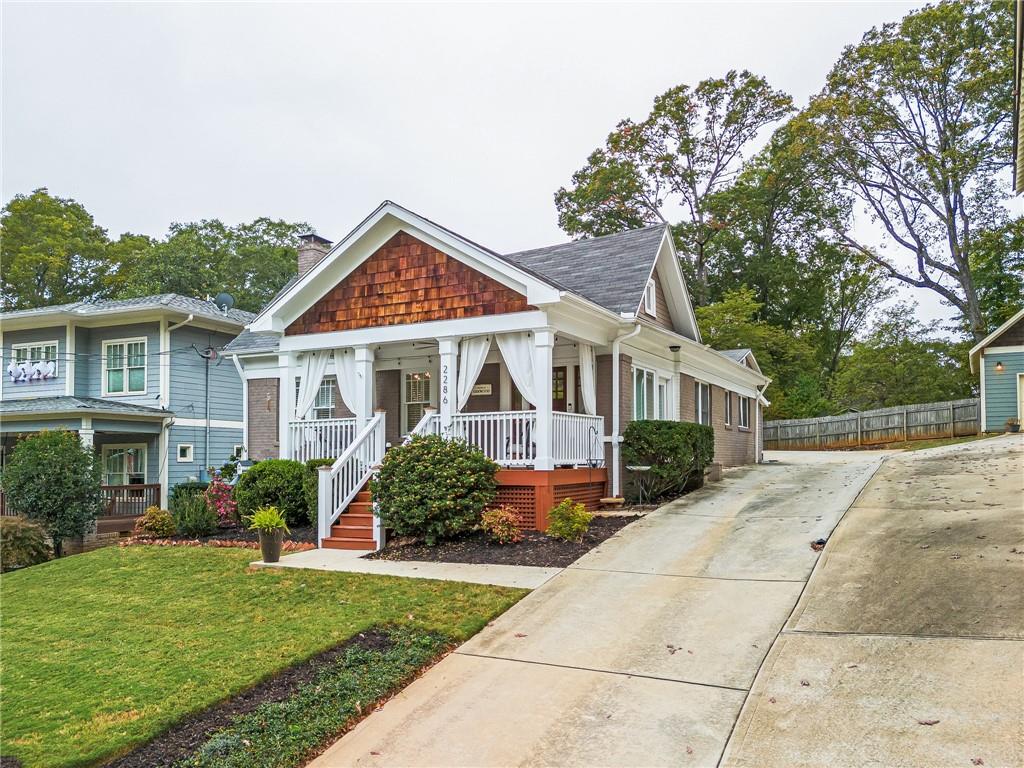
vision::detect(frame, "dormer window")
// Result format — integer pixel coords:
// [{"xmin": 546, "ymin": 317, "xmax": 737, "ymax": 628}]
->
[{"xmin": 644, "ymin": 278, "xmax": 656, "ymax": 316}]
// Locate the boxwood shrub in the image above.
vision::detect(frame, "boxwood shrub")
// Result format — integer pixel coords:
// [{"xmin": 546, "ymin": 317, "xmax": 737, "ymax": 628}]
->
[
  {"xmin": 621, "ymin": 420, "xmax": 714, "ymax": 501},
  {"xmin": 370, "ymin": 435, "xmax": 498, "ymax": 545},
  {"xmin": 233, "ymin": 459, "xmax": 308, "ymax": 527}
]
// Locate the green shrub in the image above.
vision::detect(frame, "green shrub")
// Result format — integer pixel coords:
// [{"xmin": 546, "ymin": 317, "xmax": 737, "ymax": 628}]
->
[
  {"xmin": 170, "ymin": 481, "xmax": 209, "ymax": 511},
  {"xmin": 173, "ymin": 493, "xmax": 218, "ymax": 537},
  {"xmin": 371, "ymin": 435, "xmax": 498, "ymax": 546},
  {"xmin": 480, "ymin": 506, "xmax": 523, "ymax": 545},
  {"xmin": 134, "ymin": 506, "xmax": 176, "ymax": 537},
  {"xmin": 233, "ymin": 459, "xmax": 308, "ymax": 527},
  {"xmin": 621, "ymin": 420, "xmax": 715, "ymax": 501},
  {"xmin": 545, "ymin": 498, "xmax": 592, "ymax": 542},
  {"xmin": 0, "ymin": 517, "xmax": 51, "ymax": 572},
  {"xmin": 303, "ymin": 458, "xmax": 336, "ymax": 525},
  {"xmin": 2, "ymin": 429, "xmax": 102, "ymax": 556}
]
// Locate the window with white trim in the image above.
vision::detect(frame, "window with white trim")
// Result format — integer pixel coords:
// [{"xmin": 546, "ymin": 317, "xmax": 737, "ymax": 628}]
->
[
  {"xmin": 739, "ymin": 396, "xmax": 750, "ymax": 429},
  {"xmin": 657, "ymin": 377, "xmax": 670, "ymax": 420},
  {"xmin": 632, "ymin": 367, "xmax": 654, "ymax": 420},
  {"xmin": 103, "ymin": 338, "xmax": 146, "ymax": 394},
  {"xmin": 12, "ymin": 341, "xmax": 59, "ymax": 379},
  {"xmin": 294, "ymin": 376, "xmax": 336, "ymax": 419},
  {"xmin": 404, "ymin": 371, "xmax": 432, "ymax": 433},
  {"xmin": 724, "ymin": 391, "xmax": 732, "ymax": 426},
  {"xmin": 643, "ymin": 279, "xmax": 656, "ymax": 316},
  {"xmin": 232, "ymin": 445, "xmax": 244, "ymax": 460},
  {"xmin": 177, "ymin": 444, "xmax": 194, "ymax": 462},
  {"xmin": 695, "ymin": 381, "xmax": 711, "ymax": 426},
  {"xmin": 102, "ymin": 444, "xmax": 147, "ymax": 485}
]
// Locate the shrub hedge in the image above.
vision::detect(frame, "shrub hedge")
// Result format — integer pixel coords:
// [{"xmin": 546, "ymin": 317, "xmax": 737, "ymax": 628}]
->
[
  {"xmin": 173, "ymin": 494, "xmax": 218, "ymax": 537},
  {"xmin": 0, "ymin": 517, "xmax": 51, "ymax": 572},
  {"xmin": 233, "ymin": 459, "xmax": 308, "ymax": 527},
  {"xmin": 621, "ymin": 420, "xmax": 714, "ymax": 501},
  {"xmin": 134, "ymin": 506, "xmax": 177, "ymax": 538},
  {"xmin": 371, "ymin": 435, "xmax": 498, "ymax": 545}
]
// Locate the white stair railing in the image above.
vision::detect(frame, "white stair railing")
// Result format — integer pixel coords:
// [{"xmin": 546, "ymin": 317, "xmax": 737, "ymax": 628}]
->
[
  {"xmin": 317, "ymin": 412, "xmax": 386, "ymax": 545},
  {"xmin": 289, "ymin": 417, "xmax": 358, "ymax": 462},
  {"xmin": 403, "ymin": 407, "xmax": 438, "ymax": 444}
]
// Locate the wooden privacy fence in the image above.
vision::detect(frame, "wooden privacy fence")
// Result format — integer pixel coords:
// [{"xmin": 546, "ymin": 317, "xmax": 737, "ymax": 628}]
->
[{"xmin": 763, "ymin": 398, "xmax": 980, "ymax": 450}]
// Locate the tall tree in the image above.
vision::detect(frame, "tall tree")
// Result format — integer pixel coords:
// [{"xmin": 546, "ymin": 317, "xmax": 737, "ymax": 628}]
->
[
  {"xmin": 969, "ymin": 217, "xmax": 1024, "ymax": 332},
  {"xmin": 555, "ymin": 70, "xmax": 793, "ymax": 302},
  {"xmin": 797, "ymin": 0, "xmax": 1015, "ymax": 342},
  {"xmin": 0, "ymin": 189, "xmax": 110, "ymax": 310}
]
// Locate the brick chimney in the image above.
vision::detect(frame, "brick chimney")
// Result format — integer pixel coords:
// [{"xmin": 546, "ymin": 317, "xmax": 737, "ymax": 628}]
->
[{"xmin": 297, "ymin": 232, "xmax": 332, "ymax": 277}]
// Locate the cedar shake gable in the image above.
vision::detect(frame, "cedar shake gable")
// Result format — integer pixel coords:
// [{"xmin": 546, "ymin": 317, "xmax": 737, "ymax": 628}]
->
[{"xmin": 286, "ymin": 231, "xmax": 532, "ymax": 335}]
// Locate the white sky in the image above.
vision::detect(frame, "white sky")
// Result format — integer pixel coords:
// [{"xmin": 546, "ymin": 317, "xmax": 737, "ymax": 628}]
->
[{"xmin": 5, "ymin": 0, "xmax": 967, "ymax": 325}]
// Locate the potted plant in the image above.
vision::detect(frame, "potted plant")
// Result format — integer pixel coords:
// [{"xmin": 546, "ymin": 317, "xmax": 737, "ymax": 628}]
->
[
  {"xmin": 1007, "ymin": 418, "xmax": 1021, "ymax": 434},
  {"xmin": 248, "ymin": 505, "xmax": 289, "ymax": 563}
]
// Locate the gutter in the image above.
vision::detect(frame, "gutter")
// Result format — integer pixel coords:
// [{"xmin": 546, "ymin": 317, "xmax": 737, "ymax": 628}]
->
[{"xmin": 611, "ymin": 323, "xmax": 642, "ymax": 497}]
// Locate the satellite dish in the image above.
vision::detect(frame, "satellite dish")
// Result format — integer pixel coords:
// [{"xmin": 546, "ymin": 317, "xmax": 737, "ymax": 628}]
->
[{"xmin": 214, "ymin": 292, "xmax": 235, "ymax": 313}]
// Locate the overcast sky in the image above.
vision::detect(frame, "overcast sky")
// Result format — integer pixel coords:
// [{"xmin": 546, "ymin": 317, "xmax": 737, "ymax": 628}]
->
[{"xmin": 6, "ymin": 0, "xmax": 965, "ymax": 323}]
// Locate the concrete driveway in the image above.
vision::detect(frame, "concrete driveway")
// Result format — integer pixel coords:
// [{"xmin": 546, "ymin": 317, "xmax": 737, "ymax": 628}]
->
[
  {"xmin": 722, "ymin": 435, "xmax": 1024, "ymax": 768},
  {"xmin": 310, "ymin": 449, "xmax": 887, "ymax": 767}
]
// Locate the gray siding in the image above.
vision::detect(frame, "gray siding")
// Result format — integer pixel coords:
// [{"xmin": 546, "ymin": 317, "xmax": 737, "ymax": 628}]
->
[
  {"xmin": 983, "ymin": 351, "xmax": 1024, "ymax": 430},
  {"xmin": 1, "ymin": 325, "xmax": 66, "ymax": 400},
  {"xmin": 168, "ymin": 327, "xmax": 243, "ymax": 422},
  {"xmin": 167, "ymin": 424, "xmax": 243, "ymax": 487},
  {"xmin": 77, "ymin": 322, "xmax": 162, "ymax": 407}
]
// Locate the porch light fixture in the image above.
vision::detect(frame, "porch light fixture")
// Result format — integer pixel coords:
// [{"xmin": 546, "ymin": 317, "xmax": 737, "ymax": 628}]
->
[
  {"xmin": 995, "ymin": 361, "xmax": 1005, "ymax": 372},
  {"xmin": 669, "ymin": 345, "xmax": 681, "ymax": 353}
]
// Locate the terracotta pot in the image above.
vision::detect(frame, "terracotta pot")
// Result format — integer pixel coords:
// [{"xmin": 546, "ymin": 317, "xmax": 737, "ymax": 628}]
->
[{"xmin": 259, "ymin": 529, "xmax": 284, "ymax": 563}]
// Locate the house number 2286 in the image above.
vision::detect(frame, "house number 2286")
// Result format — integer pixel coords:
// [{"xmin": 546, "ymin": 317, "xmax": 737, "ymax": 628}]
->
[{"xmin": 441, "ymin": 363, "xmax": 449, "ymax": 405}]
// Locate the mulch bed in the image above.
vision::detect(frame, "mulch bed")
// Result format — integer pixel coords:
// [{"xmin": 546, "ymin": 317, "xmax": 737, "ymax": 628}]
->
[
  {"xmin": 106, "ymin": 630, "xmax": 393, "ymax": 768},
  {"xmin": 366, "ymin": 515, "xmax": 641, "ymax": 568},
  {"xmin": 121, "ymin": 524, "xmax": 318, "ymax": 551}
]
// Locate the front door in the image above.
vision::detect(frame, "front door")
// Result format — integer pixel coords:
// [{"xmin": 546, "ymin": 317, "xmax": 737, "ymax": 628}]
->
[{"xmin": 552, "ymin": 366, "xmax": 567, "ymax": 412}]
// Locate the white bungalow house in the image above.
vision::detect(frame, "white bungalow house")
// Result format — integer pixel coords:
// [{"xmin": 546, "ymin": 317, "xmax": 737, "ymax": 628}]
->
[{"xmin": 225, "ymin": 202, "xmax": 769, "ymax": 551}]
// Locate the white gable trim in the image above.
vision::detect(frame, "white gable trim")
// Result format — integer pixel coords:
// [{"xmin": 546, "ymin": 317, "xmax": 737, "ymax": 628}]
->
[
  {"xmin": 249, "ymin": 202, "xmax": 561, "ymax": 334},
  {"xmin": 969, "ymin": 307, "xmax": 1024, "ymax": 372},
  {"xmin": 631, "ymin": 228, "xmax": 701, "ymax": 343}
]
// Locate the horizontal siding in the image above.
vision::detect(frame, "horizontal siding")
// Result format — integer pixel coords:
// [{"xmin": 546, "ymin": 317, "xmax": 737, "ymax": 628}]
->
[
  {"xmin": 167, "ymin": 424, "xmax": 243, "ymax": 488},
  {"xmin": 77, "ymin": 322, "xmax": 162, "ymax": 406},
  {"xmin": 0, "ymin": 417, "xmax": 81, "ymax": 434},
  {"xmin": 1, "ymin": 325, "xmax": 66, "ymax": 400},
  {"xmin": 168, "ymin": 327, "xmax": 244, "ymax": 422},
  {"xmin": 983, "ymin": 351, "xmax": 1024, "ymax": 430}
]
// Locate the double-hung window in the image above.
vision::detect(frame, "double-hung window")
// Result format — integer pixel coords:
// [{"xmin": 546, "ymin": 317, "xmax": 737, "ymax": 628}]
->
[
  {"xmin": 103, "ymin": 338, "xmax": 146, "ymax": 395},
  {"xmin": 12, "ymin": 341, "xmax": 59, "ymax": 379},
  {"xmin": 724, "ymin": 391, "xmax": 732, "ymax": 426},
  {"xmin": 739, "ymin": 396, "xmax": 750, "ymax": 429},
  {"xmin": 695, "ymin": 381, "xmax": 711, "ymax": 426},
  {"xmin": 404, "ymin": 371, "xmax": 432, "ymax": 432},
  {"xmin": 294, "ymin": 377, "xmax": 336, "ymax": 419},
  {"xmin": 632, "ymin": 367, "xmax": 655, "ymax": 420},
  {"xmin": 102, "ymin": 444, "xmax": 146, "ymax": 486}
]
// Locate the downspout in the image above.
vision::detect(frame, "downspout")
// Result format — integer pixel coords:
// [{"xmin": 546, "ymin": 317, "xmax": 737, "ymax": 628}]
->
[
  {"xmin": 168, "ymin": 313, "xmax": 194, "ymax": 332},
  {"xmin": 231, "ymin": 354, "xmax": 248, "ymax": 459},
  {"xmin": 611, "ymin": 324, "xmax": 642, "ymax": 497}
]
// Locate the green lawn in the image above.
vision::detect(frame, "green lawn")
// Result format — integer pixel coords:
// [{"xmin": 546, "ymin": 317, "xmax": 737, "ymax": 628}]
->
[{"xmin": 0, "ymin": 547, "xmax": 525, "ymax": 768}]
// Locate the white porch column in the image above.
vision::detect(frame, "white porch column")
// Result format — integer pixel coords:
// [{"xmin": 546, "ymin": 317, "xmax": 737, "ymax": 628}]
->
[
  {"xmin": 437, "ymin": 337, "xmax": 459, "ymax": 434},
  {"xmin": 278, "ymin": 351, "xmax": 297, "ymax": 459},
  {"xmin": 354, "ymin": 345, "xmax": 375, "ymax": 427},
  {"xmin": 532, "ymin": 329, "xmax": 555, "ymax": 470},
  {"xmin": 79, "ymin": 416, "xmax": 94, "ymax": 448}
]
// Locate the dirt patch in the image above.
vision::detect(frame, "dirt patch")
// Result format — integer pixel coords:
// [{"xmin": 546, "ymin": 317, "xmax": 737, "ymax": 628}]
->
[
  {"xmin": 366, "ymin": 516, "xmax": 640, "ymax": 568},
  {"xmin": 106, "ymin": 630, "xmax": 392, "ymax": 768}
]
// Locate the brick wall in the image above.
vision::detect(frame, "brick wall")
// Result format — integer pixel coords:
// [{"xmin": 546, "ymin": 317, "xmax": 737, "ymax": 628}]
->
[
  {"xmin": 595, "ymin": 353, "xmax": 633, "ymax": 487},
  {"xmin": 375, "ymin": 369, "xmax": 401, "ymax": 447},
  {"xmin": 247, "ymin": 378, "xmax": 279, "ymax": 460},
  {"xmin": 711, "ymin": 386, "xmax": 756, "ymax": 467},
  {"xmin": 680, "ymin": 373, "xmax": 696, "ymax": 422}
]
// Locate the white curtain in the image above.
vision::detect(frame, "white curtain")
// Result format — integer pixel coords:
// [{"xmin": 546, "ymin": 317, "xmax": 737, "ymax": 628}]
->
[
  {"xmin": 334, "ymin": 348, "xmax": 358, "ymax": 414},
  {"xmin": 457, "ymin": 336, "xmax": 491, "ymax": 410},
  {"xmin": 294, "ymin": 351, "xmax": 331, "ymax": 419},
  {"xmin": 578, "ymin": 343, "xmax": 597, "ymax": 415},
  {"xmin": 496, "ymin": 332, "xmax": 538, "ymax": 407}
]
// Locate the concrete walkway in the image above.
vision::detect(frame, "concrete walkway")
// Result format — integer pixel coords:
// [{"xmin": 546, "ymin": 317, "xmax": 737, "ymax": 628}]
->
[
  {"xmin": 252, "ymin": 547, "xmax": 560, "ymax": 590},
  {"xmin": 722, "ymin": 435, "xmax": 1024, "ymax": 768},
  {"xmin": 310, "ymin": 450, "xmax": 888, "ymax": 767}
]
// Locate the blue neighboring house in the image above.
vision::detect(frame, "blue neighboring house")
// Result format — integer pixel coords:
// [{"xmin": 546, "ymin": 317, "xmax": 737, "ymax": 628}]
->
[
  {"xmin": 970, "ymin": 307, "xmax": 1024, "ymax": 432},
  {"xmin": 0, "ymin": 294, "xmax": 253, "ymax": 522}
]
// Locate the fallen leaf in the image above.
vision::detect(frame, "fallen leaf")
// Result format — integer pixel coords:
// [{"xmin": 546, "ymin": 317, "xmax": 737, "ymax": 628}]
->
[
  {"xmin": 800, "ymin": 680, "xmax": 810, "ymax": 687},
  {"xmin": 971, "ymin": 758, "xmax": 984, "ymax": 766},
  {"xmin": 917, "ymin": 719, "xmax": 940, "ymax": 726},
  {"xmin": 514, "ymin": 632, "xmax": 528, "ymax": 638},
  {"xmin": 768, "ymin": 696, "xmax": 776, "ymax": 704},
  {"xmin": 370, "ymin": 751, "xmax": 381, "ymax": 756},
  {"xmin": 666, "ymin": 644, "xmax": 679, "ymax": 655},
  {"xmin": 686, "ymin": 746, "xmax": 694, "ymax": 755}
]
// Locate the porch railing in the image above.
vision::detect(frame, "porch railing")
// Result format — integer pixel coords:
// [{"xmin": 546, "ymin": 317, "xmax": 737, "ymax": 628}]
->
[
  {"xmin": 552, "ymin": 412, "xmax": 605, "ymax": 466},
  {"xmin": 317, "ymin": 412, "xmax": 386, "ymax": 545},
  {"xmin": 101, "ymin": 484, "xmax": 161, "ymax": 517},
  {"xmin": 289, "ymin": 417, "xmax": 358, "ymax": 462}
]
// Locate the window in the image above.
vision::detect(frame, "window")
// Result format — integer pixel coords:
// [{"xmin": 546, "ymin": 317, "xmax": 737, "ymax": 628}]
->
[
  {"xmin": 695, "ymin": 381, "xmax": 711, "ymax": 426},
  {"xmin": 102, "ymin": 444, "xmax": 146, "ymax": 485},
  {"xmin": 12, "ymin": 341, "xmax": 59, "ymax": 380},
  {"xmin": 103, "ymin": 338, "xmax": 146, "ymax": 395},
  {"xmin": 177, "ymin": 444, "xmax": 194, "ymax": 463},
  {"xmin": 724, "ymin": 391, "xmax": 732, "ymax": 426},
  {"xmin": 739, "ymin": 396, "xmax": 750, "ymax": 429},
  {"xmin": 293, "ymin": 376, "xmax": 336, "ymax": 419},
  {"xmin": 632, "ymin": 367, "xmax": 655, "ymax": 420},
  {"xmin": 644, "ymin": 278, "xmax": 656, "ymax": 316},
  {"xmin": 404, "ymin": 371, "xmax": 432, "ymax": 432},
  {"xmin": 657, "ymin": 377, "xmax": 670, "ymax": 420},
  {"xmin": 232, "ymin": 445, "xmax": 244, "ymax": 460}
]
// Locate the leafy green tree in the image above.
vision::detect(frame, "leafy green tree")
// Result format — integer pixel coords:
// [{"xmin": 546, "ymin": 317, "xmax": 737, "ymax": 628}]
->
[
  {"xmin": 970, "ymin": 218, "xmax": 1024, "ymax": 332},
  {"xmin": 555, "ymin": 71, "xmax": 793, "ymax": 303},
  {"xmin": 2, "ymin": 430, "xmax": 102, "ymax": 556},
  {"xmin": 796, "ymin": 0, "xmax": 1014, "ymax": 342},
  {"xmin": 0, "ymin": 189, "xmax": 110, "ymax": 310},
  {"xmin": 832, "ymin": 304, "xmax": 974, "ymax": 411}
]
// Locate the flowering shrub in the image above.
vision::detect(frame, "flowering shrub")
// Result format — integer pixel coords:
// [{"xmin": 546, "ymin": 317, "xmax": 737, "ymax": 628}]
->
[
  {"xmin": 480, "ymin": 506, "xmax": 523, "ymax": 545},
  {"xmin": 204, "ymin": 474, "xmax": 238, "ymax": 526},
  {"xmin": 545, "ymin": 498, "xmax": 592, "ymax": 542},
  {"xmin": 134, "ymin": 506, "xmax": 176, "ymax": 538}
]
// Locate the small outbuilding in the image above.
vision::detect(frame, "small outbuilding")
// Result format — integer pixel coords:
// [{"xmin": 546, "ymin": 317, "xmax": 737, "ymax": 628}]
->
[{"xmin": 970, "ymin": 307, "xmax": 1024, "ymax": 432}]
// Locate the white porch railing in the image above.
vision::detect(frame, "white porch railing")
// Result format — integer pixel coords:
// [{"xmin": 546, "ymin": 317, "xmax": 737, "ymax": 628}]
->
[
  {"xmin": 553, "ymin": 412, "xmax": 605, "ymax": 466},
  {"xmin": 317, "ymin": 413, "xmax": 386, "ymax": 545},
  {"xmin": 290, "ymin": 417, "xmax": 358, "ymax": 462}
]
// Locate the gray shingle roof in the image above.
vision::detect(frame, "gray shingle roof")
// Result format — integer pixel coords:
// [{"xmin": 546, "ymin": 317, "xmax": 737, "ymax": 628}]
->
[
  {"xmin": 504, "ymin": 225, "xmax": 666, "ymax": 315},
  {"xmin": 0, "ymin": 294, "xmax": 255, "ymax": 326},
  {"xmin": 223, "ymin": 330, "xmax": 282, "ymax": 355},
  {"xmin": 0, "ymin": 396, "xmax": 171, "ymax": 418},
  {"xmin": 720, "ymin": 349, "xmax": 752, "ymax": 363}
]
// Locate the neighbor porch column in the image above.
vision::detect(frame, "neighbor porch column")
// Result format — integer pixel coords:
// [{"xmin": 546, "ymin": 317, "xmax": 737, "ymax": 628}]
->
[
  {"xmin": 278, "ymin": 351, "xmax": 297, "ymax": 459},
  {"xmin": 437, "ymin": 337, "xmax": 459, "ymax": 434},
  {"xmin": 532, "ymin": 329, "xmax": 555, "ymax": 470},
  {"xmin": 79, "ymin": 416, "xmax": 94, "ymax": 449},
  {"xmin": 354, "ymin": 345, "xmax": 375, "ymax": 427}
]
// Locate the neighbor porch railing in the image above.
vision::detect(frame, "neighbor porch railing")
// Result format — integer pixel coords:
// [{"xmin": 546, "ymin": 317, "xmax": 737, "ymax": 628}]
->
[
  {"xmin": 289, "ymin": 417, "xmax": 358, "ymax": 462},
  {"xmin": 101, "ymin": 484, "xmax": 161, "ymax": 517},
  {"xmin": 317, "ymin": 412, "xmax": 386, "ymax": 545}
]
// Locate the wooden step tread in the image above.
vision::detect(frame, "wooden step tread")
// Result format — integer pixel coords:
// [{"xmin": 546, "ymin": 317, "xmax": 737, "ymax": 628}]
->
[
  {"xmin": 331, "ymin": 525, "xmax": 374, "ymax": 539},
  {"xmin": 321, "ymin": 537, "xmax": 376, "ymax": 551}
]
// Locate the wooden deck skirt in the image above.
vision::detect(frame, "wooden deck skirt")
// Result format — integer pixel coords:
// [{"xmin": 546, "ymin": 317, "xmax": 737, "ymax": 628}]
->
[{"xmin": 495, "ymin": 467, "xmax": 608, "ymax": 531}]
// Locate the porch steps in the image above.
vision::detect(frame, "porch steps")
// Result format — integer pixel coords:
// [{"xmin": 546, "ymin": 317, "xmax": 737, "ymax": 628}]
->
[{"xmin": 321, "ymin": 488, "xmax": 376, "ymax": 551}]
